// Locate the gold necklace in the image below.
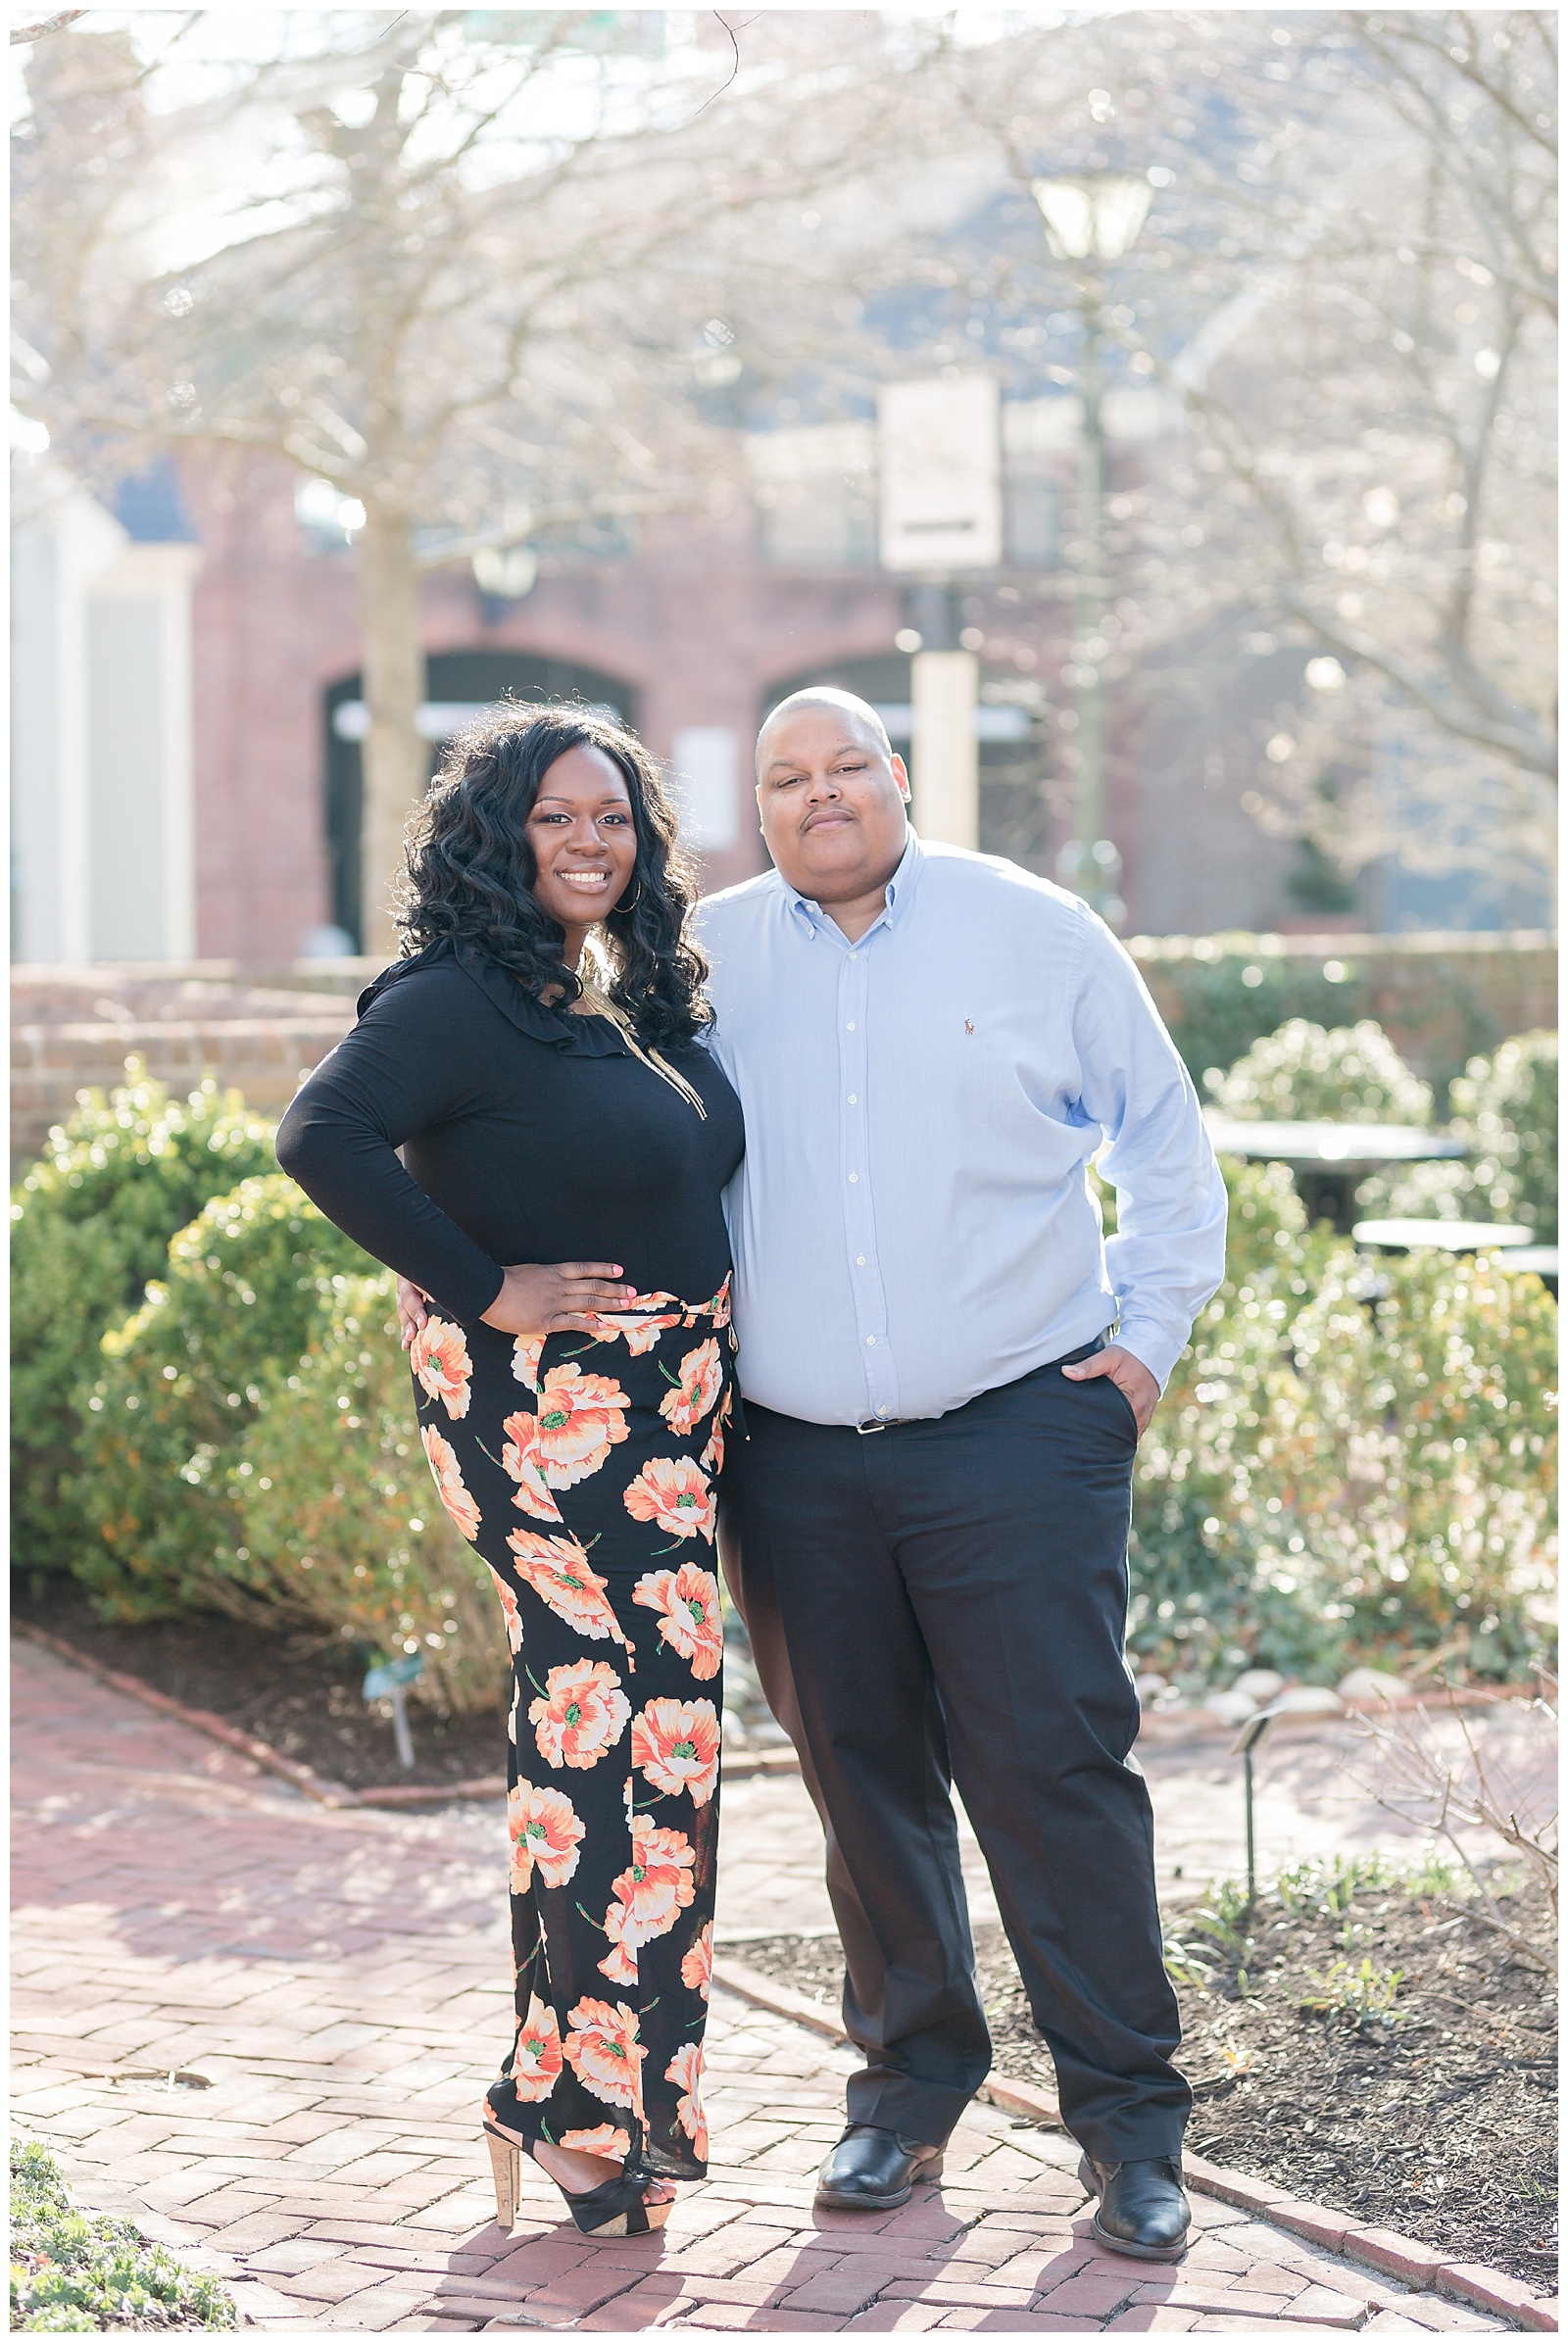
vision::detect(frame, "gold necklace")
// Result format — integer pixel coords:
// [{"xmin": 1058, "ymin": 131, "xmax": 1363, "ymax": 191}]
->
[{"xmin": 575, "ymin": 957, "xmax": 708, "ymax": 1121}]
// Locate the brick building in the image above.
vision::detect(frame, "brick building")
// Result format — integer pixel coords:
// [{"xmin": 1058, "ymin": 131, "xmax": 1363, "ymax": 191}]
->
[
  {"xmin": 18, "ymin": 396, "xmax": 1544, "ymax": 967},
  {"xmin": 20, "ymin": 385, "xmax": 1349, "ymax": 964}
]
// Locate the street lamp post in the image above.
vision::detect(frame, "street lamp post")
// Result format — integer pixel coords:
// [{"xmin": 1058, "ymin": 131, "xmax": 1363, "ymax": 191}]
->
[{"xmin": 1030, "ymin": 173, "xmax": 1152, "ymax": 921}]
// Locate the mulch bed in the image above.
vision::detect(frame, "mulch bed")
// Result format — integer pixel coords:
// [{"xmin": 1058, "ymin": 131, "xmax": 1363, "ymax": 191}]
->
[
  {"xmin": 12, "ymin": 1581, "xmax": 505, "ymax": 1791},
  {"xmin": 736, "ymin": 1876, "xmax": 1558, "ymax": 2286}
]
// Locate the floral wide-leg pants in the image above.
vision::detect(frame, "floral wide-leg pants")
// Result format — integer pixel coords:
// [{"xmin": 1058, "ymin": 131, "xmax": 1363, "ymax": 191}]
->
[{"xmin": 411, "ymin": 1278, "xmax": 736, "ymax": 2181}]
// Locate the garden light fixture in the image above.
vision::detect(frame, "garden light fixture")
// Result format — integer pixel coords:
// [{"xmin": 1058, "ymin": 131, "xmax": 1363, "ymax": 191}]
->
[
  {"xmin": 364, "ymin": 1650, "xmax": 425, "ymax": 1770},
  {"xmin": 1231, "ymin": 1702, "xmax": 1284, "ymax": 1910}
]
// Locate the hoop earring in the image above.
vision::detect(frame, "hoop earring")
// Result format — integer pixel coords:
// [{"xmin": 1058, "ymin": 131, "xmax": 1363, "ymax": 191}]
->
[{"xmin": 617, "ymin": 879, "xmax": 643, "ymax": 914}]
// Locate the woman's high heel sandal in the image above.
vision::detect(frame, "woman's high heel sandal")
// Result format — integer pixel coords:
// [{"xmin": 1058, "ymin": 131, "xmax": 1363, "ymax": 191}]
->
[{"xmin": 483, "ymin": 2117, "xmax": 672, "ymax": 2240}]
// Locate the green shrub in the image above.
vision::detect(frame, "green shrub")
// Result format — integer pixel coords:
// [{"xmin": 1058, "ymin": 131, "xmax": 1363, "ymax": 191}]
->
[
  {"xmin": 75, "ymin": 1175, "xmax": 373, "ymax": 1620},
  {"xmin": 233, "ymin": 1275, "xmax": 505, "ymax": 1713},
  {"xmin": 1448, "ymin": 1030, "xmax": 1557, "ymax": 1240},
  {"xmin": 1275, "ymin": 1247, "xmax": 1558, "ymax": 1673},
  {"xmin": 10, "ymin": 2138, "xmax": 236, "ymax": 2330},
  {"xmin": 1362, "ymin": 1029, "xmax": 1559, "ymax": 1233},
  {"xmin": 1129, "ymin": 1159, "xmax": 1348, "ymax": 1684},
  {"xmin": 1133, "ymin": 939, "xmax": 1379, "ymax": 1093},
  {"xmin": 10, "ymin": 1066, "xmax": 277, "ymax": 1577},
  {"xmin": 1137, "ymin": 935, "xmax": 1506, "ymax": 1098},
  {"xmin": 1204, "ymin": 1017, "xmax": 1432, "ymax": 1124},
  {"xmin": 1129, "ymin": 1161, "xmax": 1557, "ymax": 1686}
]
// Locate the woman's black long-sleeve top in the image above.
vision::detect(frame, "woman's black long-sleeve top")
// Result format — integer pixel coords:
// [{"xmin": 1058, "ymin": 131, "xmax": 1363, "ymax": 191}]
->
[{"xmin": 275, "ymin": 940, "xmax": 746, "ymax": 1324}]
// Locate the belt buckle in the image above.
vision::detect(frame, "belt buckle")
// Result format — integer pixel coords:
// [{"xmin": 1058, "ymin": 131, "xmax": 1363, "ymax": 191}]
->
[{"xmin": 855, "ymin": 1416, "xmax": 893, "ymax": 1435}]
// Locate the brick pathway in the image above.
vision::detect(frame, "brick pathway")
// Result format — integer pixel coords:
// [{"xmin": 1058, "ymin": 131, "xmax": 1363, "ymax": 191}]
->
[{"xmin": 11, "ymin": 1640, "xmax": 1528, "ymax": 2335}]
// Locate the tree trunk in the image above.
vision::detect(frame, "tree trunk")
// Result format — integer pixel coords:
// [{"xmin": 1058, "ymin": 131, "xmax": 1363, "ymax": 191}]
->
[{"xmin": 358, "ymin": 499, "xmax": 426, "ymax": 957}]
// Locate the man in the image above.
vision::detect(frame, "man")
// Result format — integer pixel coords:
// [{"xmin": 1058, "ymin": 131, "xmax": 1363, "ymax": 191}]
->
[{"xmin": 694, "ymin": 686, "xmax": 1227, "ymax": 2262}]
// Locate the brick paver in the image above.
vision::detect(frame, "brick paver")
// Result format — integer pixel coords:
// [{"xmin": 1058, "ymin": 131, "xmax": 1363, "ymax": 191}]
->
[{"xmin": 12, "ymin": 1639, "xmax": 1538, "ymax": 2334}]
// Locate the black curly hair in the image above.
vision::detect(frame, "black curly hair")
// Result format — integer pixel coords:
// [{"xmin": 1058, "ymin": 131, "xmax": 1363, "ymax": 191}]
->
[{"xmin": 396, "ymin": 704, "xmax": 710, "ymax": 1048}]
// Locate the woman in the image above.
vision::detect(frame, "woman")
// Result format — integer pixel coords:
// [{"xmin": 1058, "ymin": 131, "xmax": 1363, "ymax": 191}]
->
[{"xmin": 277, "ymin": 707, "xmax": 744, "ymax": 2242}]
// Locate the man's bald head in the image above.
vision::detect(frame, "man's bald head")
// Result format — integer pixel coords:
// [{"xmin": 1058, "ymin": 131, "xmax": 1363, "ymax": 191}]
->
[
  {"xmin": 756, "ymin": 687, "xmax": 892, "ymax": 775},
  {"xmin": 752, "ymin": 685, "xmax": 910, "ymax": 928}
]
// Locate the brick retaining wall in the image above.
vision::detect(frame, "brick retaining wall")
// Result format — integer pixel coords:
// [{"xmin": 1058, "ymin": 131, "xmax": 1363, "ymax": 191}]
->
[
  {"xmin": 11, "ymin": 966, "xmax": 356, "ymax": 1171},
  {"xmin": 1133, "ymin": 928, "xmax": 1557, "ymax": 1082},
  {"xmin": 11, "ymin": 932, "xmax": 1557, "ymax": 1173}
]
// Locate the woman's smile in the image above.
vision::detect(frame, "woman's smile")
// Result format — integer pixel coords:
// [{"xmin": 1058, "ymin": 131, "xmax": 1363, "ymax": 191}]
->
[{"xmin": 523, "ymin": 743, "xmax": 639, "ymax": 947}]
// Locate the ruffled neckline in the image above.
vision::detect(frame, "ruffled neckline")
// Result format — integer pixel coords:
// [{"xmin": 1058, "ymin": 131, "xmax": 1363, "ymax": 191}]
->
[{"xmin": 357, "ymin": 937, "xmax": 631, "ymax": 1058}]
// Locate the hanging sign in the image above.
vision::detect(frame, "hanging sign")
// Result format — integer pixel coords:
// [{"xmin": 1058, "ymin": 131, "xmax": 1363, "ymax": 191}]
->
[{"xmin": 877, "ymin": 375, "xmax": 1003, "ymax": 572}]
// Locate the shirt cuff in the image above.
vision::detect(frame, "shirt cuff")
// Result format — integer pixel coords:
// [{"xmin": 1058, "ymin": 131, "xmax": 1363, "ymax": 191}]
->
[
  {"xmin": 1109, "ymin": 1319, "xmax": 1186, "ymax": 1394},
  {"xmin": 431, "ymin": 1257, "xmax": 506, "ymax": 1328}
]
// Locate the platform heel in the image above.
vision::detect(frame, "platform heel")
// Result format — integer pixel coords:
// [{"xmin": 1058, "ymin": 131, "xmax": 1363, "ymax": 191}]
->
[
  {"xmin": 485, "ymin": 2125, "xmax": 519, "ymax": 2231},
  {"xmin": 482, "ymin": 2112, "xmax": 672, "ymax": 2240}
]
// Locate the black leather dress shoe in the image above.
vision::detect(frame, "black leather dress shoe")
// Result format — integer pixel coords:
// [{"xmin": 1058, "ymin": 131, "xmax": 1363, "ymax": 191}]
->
[
  {"xmin": 1077, "ymin": 2153, "xmax": 1191, "ymax": 2262},
  {"xmin": 815, "ymin": 2124, "xmax": 945, "ymax": 2211}
]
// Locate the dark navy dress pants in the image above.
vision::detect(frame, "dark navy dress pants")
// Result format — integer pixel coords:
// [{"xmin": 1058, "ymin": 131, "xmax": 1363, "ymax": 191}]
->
[{"xmin": 717, "ymin": 1343, "xmax": 1190, "ymax": 2166}]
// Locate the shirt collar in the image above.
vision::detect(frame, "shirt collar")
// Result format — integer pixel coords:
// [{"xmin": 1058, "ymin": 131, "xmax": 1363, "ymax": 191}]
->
[{"xmin": 786, "ymin": 823, "xmax": 923, "ymax": 934}]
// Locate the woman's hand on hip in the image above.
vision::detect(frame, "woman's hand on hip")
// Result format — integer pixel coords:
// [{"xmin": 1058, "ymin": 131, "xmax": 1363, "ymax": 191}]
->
[
  {"xmin": 397, "ymin": 1264, "xmax": 632, "ymax": 1346},
  {"xmin": 479, "ymin": 1262, "xmax": 634, "ymax": 1339},
  {"xmin": 396, "ymin": 1279, "xmax": 432, "ymax": 1349}
]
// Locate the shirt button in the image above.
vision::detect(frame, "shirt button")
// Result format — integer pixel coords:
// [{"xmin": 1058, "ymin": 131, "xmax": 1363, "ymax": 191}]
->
[
  {"xmin": 847, "ymin": 1094, "xmax": 858, "ymax": 1104},
  {"xmin": 877, "ymin": 1406, "xmax": 889, "ymax": 1417},
  {"xmin": 865, "ymin": 1335, "xmax": 876, "ymax": 1346},
  {"xmin": 849, "ymin": 951, "xmax": 858, "ymax": 960},
  {"xmin": 846, "ymin": 1020, "xmax": 856, "ymax": 1031},
  {"xmin": 856, "ymin": 1255, "xmax": 865, "ymax": 1266},
  {"xmin": 848, "ymin": 1173, "xmax": 858, "ymax": 1184}
]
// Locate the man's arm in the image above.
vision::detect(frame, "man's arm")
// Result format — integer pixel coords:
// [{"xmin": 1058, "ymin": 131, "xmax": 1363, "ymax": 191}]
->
[{"xmin": 1060, "ymin": 913, "xmax": 1229, "ymax": 1427}]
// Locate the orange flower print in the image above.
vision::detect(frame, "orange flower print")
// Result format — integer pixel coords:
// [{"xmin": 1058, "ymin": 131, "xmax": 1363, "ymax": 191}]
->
[
  {"xmin": 659, "ymin": 1339, "xmax": 723, "ymax": 1436},
  {"xmin": 704, "ymin": 1275, "xmax": 732, "ymax": 1329},
  {"xmin": 508, "ymin": 1781, "xmax": 585, "ymax": 1894},
  {"xmin": 507, "ymin": 1530, "xmax": 627, "ymax": 1647},
  {"xmin": 598, "ymin": 1816, "xmax": 696, "ymax": 1983},
  {"xmin": 631, "ymin": 1696, "xmax": 721, "ymax": 1807},
  {"xmin": 597, "ymin": 1934, "xmax": 638, "ymax": 1989},
  {"xmin": 590, "ymin": 1303, "xmax": 681, "ymax": 1354},
  {"xmin": 410, "ymin": 1317, "xmax": 472, "ymax": 1419},
  {"xmin": 501, "ymin": 1412, "xmax": 562, "ymax": 1523},
  {"xmin": 510, "ymin": 1996, "xmax": 564, "ymax": 2102},
  {"xmin": 487, "ymin": 1565, "xmax": 523, "ymax": 1657},
  {"xmin": 665, "ymin": 2041, "xmax": 708, "ymax": 2160},
  {"xmin": 559, "ymin": 2125, "xmax": 626, "ymax": 2155},
  {"xmin": 529, "ymin": 1659, "xmax": 631, "ymax": 1772},
  {"xmin": 681, "ymin": 1923, "xmax": 713, "ymax": 2002},
  {"xmin": 700, "ymin": 1387, "xmax": 732, "ymax": 1477},
  {"xmin": 622, "ymin": 1314, "xmax": 681, "ymax": 1355},
  {"xmin": 633, "ymin": 1563, "xmax": 722, "ymax": 1681},
  {"xmin": 564, "ymin": 1997, "xmax": 646, "ymax": 2113},
  {"xmin": 420, "ymin": 1426, "xmax": 481, "ymax": 1542},
  {"xmin": 512, "ymin": 1334, "xmax": 546, "ymax": 1392},
  {"xmin": 530, "ymin": 1365, "xmax": 629, "ymax": 1488},
  {"xmin": 623, "ymin": 1456, "xmax": 716, "ymax": 1545}
]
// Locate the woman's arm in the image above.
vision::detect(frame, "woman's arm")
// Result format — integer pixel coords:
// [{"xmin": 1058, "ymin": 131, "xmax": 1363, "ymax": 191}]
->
[
  {"xmin": 276, "ymin": 985, "xmax": 509, "ymax": 1323},
  {"xmin": 278, "ymin": 974, "xmax": 634, "ymax": 1334}
]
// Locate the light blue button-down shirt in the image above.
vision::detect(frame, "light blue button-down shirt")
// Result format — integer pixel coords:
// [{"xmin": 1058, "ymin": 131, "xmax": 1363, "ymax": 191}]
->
[{"xmin": 694, "ymin": 829, "xmax": 1227, "ymax": 1428}]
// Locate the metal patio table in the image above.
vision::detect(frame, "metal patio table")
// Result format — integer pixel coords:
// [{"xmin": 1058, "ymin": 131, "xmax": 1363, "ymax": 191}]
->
[
  {"xmin": 1349, "ymin": 1217, "xmax": 1533, "ymax": 1254},
  {"xmin": 1202, "ymin": 1116, "xmax": 1466, "ymax": 1234}
]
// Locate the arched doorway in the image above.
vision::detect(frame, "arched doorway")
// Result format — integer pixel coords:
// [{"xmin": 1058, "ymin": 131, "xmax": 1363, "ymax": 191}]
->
[
  {"xmin": 323, "ymin": 651, "xmax": 639, "ymax": 947},
  {"xmin": 760, "ymin": 654, "xmax": 1049, "ymax": 873}
]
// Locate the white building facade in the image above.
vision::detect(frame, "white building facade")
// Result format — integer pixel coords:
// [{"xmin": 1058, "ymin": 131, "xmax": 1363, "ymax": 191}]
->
[{"xmin": 12, "ymin": 455, "xmax": 201, "ymax": 964}]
